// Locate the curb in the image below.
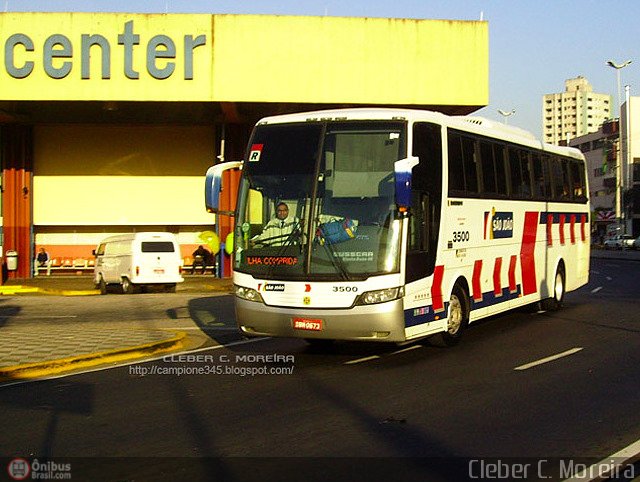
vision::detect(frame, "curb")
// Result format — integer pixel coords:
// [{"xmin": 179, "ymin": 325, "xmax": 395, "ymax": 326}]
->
[
  {"xmin": 0, "ymin": 331, "xmax": 187, "ymax": 382},
  {"xmin": 0, "ymin": 285, "xmax": 100, "ymax": 296},
  {"xmin": 0, "ymin": 284, "xmax": 234, "ymax": 296}
]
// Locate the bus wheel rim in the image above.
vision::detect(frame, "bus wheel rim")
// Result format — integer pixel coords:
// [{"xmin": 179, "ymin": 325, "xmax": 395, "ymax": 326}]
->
[
  {"xmin": 554, "ymin": 272, "xmax": 564, "ymax": 301},
  {"xmin": 448, "ymin": 294, "xmax": 462, "ymax": 334}
]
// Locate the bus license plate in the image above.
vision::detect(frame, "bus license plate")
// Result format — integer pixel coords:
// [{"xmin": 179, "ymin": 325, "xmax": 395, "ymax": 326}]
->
[
  {"xmin": 154, "ymin": 269, "xmax": 165, "ymax": 274},
  {"xmin": 293, "ymin": 317, "xmax": 323, "ymax": 331}
]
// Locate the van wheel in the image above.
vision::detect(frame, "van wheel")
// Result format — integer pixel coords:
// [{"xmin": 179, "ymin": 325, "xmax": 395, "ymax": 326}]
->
[
  {"xmin": 542, "ymin": 266, "xmax": 565, "ymax": 311},
  {"xmin": 121, "ymin": 277, "xmax": 136, "ymax": 294},
  {"xmin": 97, "ymin": 276, "xmax": 107, "ymax": 295},
  {"xmin": 165, "ymin": 284, "xmax": 176, "ymax": 293},
  {"xmin": 430, "ymin": 284, "xmax": 469, "ymax": 347}
]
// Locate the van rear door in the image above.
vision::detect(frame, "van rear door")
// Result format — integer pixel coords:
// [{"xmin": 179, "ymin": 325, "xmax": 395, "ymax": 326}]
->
[{"xmin": 137, "ymin": 240, "xmax": 181, "ymax": 281}]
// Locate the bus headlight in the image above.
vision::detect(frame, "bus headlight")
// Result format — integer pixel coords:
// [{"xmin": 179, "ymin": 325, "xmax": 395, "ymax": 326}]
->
[
  {"xmin": 357, "ymin": 287, "xmax": 404, "ymax": 305},
  {"xmin": 234, "ymin": 285, "xmax": 264, "ymax": 303}
]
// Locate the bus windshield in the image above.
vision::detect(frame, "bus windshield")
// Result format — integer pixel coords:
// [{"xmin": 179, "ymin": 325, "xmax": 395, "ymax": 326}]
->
[{"xmin": 234, "ymin": 121, "xmax": 407, "ymax": 280}]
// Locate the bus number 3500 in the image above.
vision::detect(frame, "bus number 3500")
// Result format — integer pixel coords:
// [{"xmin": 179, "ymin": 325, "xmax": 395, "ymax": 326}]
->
[
  {"xmin": 452, "ymin": 231, "xmax": 470, "ymax": 242},
  {"xmin": 333, "ymin": 286, "xmax": 358, "ymax": 292}
]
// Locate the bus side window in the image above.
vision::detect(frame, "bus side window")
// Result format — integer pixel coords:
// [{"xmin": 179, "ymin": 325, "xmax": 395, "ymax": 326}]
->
[
  {"xmin": 508, "ymin": 146, "xmax": 522, "ymax": 197},
  {"xmin": 570, "ymin": 160, "xmax": 587, "ymax": 202},
  {"xmin": 461, "ymin": 136, "xmax": 478, "ymax": 194},
  {"xmin": 494, "ymin": 143, "xmax": 508, "ymax": 196},
  {"xmin": 520, "ymin": 150, "xmax": 533, "ymax": 199},
  {"xmin": 550, "ymin": 156, "xmax": 566, "ymax": 201},
  {"xmin": 532, "ymin": 153, "xmax": 547, "ymax": 199},
  {"xmin": 447, "ymin": 133, "xmax": 465, "ymax": 193}
]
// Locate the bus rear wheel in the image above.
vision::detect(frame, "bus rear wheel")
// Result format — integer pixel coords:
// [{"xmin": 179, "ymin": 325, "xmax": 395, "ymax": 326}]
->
[
  {"xmin": 430, "ymin": 284, "xmax": 469, "ymax": 347},
  {"xmin": 542, "ymin": 266, "xmax": 565, "ymax": 311}
]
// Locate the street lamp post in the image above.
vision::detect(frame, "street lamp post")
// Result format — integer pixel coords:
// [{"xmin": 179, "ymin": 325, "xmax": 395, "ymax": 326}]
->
[
  {"xmin": 606, "ymin": 59, "xmax": 632, "ymax": 231},
  {"xmin": 497, "ymin": 109, "xmax": 515, "ymax": 125}
]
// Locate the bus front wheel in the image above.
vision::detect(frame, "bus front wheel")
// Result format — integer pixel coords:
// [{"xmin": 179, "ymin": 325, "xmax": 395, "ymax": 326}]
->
[{"xmin": 430, "ymin": 284, "xmax": 469, "ymax": 347}]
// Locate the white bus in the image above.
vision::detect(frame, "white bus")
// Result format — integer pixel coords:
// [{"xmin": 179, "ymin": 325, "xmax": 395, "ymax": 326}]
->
[{"xmin": 206, "ymin": 108, "xmax": 589, "ymax": 345}]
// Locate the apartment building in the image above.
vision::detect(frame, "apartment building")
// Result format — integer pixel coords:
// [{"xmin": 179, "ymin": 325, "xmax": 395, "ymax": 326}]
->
[{"xmin": 543, "ymin": 76, "xmax": 612, "ymax": 145}]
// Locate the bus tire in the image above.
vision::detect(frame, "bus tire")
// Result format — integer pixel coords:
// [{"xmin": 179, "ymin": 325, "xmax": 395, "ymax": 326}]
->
[
  {"xmin": 430, "ymin": 284, "xmax": 469, "ymax": 347},
  {"xmin": 542, "ymin": 265, "xmax": 565, "ymax": 311}
]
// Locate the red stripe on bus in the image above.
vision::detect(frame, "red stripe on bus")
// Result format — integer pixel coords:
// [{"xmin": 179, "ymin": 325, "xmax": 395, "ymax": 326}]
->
[
  {"xmin": 559, "ymin": 214, "xmax": 566, "ymax": 245},
  {"xmin": 570, "ymin": 214, "xmax": 576, "ymax": 244},
  {"xmin": 493, "ymin": 257, "xmax": 503, "ymax": 296},
  {"xmin": 547, "ymin": 214, "xmax": 553, "ymax": 246},
  {"xmin": 472, "ymin": 260, "xmax": 483, "ymax": 302},
  {"xmin": 508, "ymin": 255, "xmax": 517, "ymax": 293},
  {"xmin": 520, "ymin": 211, "xmax": 538, "ymax": 296},
  {"xmin": 431, "ymin": 265, "xmax": 445, "ymax": 313},
  {"xmin": 580, "ymin": 214, "xmax": 586, "ymax": 242}
]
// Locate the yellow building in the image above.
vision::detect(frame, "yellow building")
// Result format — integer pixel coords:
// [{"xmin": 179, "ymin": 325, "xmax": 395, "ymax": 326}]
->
[{"xmin": 0, "ymin": 12, "xmax": 488, "ymax": 278}]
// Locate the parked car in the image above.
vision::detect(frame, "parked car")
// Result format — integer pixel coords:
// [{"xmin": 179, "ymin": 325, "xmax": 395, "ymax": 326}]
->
[
  {"xmin": 633, "ymin": 236, "xmax": 640, "ymax": 250},
  {"xmin": 604, "ymin": 234, "xmax": 635, "ymax": 250}
]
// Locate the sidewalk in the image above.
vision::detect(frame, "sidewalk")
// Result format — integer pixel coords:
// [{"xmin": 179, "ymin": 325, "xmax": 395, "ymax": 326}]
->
[
  {"xmin": 0, "ymin": 275, "xmax": 234, "ymax": 384},
  {"xmin": 0, "ymin": 274, "xmax": 234, "ymax": 296}
]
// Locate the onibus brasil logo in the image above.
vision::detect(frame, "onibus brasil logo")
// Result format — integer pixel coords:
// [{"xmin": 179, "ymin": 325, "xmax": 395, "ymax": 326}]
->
[{"xmin": 7, "ymin": 458, "xmax": 72, "ymax": 480}]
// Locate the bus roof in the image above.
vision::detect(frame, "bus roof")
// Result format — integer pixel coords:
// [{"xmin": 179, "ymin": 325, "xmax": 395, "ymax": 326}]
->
[{"xmin": 255, "ymin": 107, "xmax": 583, "ymax": 160}]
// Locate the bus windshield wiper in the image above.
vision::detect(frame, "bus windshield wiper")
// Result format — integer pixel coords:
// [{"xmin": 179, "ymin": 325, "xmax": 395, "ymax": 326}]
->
[{"xmin": 321, "ymin": 241, "xmax": 350, "ymax": 281}]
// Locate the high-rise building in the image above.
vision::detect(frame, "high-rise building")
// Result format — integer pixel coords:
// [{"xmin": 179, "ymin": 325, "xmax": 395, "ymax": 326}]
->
[{"xmin": 543, "ymin": 76, "xmax": 612, "ymax": 145}]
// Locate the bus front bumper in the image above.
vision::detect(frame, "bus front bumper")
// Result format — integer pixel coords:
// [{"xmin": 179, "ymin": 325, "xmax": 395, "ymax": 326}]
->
[{"xmin": 235, "ymin": 298, "xmax": 406, "ymax": 342}]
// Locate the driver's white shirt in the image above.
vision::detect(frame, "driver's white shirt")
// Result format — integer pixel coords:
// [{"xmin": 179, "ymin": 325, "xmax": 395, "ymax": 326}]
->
[{"xmin": 252, "ymin": 216, "xmax": 300, "ymax": 246}]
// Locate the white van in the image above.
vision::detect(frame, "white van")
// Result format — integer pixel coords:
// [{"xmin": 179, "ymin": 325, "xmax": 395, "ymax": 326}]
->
[{"xmin": 93, "ymin": 232, "xmax": 184, "ymax": 294}]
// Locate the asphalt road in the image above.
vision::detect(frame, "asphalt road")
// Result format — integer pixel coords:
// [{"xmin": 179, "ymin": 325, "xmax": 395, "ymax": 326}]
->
[{"xmin": 1, "ymin": 258, "xmax": 639, "ymax": 481}]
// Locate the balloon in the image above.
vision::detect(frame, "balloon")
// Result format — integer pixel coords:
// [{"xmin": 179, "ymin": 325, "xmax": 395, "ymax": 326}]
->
[
  {"xmin": 225, "ymin": 232, "xmax": 234, "ymax": 255},
  {"xmin": 198, "ymin": 231, "xmax": 220, "ymax": 255}
]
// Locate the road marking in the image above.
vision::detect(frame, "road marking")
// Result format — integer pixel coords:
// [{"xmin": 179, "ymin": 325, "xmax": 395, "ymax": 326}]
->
[
  {"xmin": 563, "ymin": 438, "xmax": 640, "ymax": 481},
  {"xmin": 344, "ymin": 355, "xmax": 380, "ymax": 365},
  {"xmin": 606, "ymin": 276, "xmax": 612, "ymax": 281},
  {"xmin": 590, "ymin": 286, "xmax": 603, "ymax": 294},
  {"xmin": 514, "ymin": 347, "xmax": 583, "ymax": 371},
  {"xmin": 591, "ymin": 270, "xmax": 600, "ymax": 275},
  {"xmin": 161, "ymin": 326, "xmax": 239, "ymax": 331},
  {"xmin": 14, "ymin": 315, "xmax": 78, "ymax": 319},
  {"xmin": 389, "ymin": 345, "xmax": 422, "ymax": 356}
]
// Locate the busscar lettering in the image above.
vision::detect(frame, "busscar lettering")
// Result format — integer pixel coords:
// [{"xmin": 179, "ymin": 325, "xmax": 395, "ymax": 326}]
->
[{"xmin": 3, "ymin": 20, "xmax": 207, "ymax": 80}]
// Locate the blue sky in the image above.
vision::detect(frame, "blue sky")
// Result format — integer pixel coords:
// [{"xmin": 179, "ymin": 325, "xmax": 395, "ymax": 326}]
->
[{"xmin": 4, "ymin": 0, "xmax": 640, "ymax": 137}]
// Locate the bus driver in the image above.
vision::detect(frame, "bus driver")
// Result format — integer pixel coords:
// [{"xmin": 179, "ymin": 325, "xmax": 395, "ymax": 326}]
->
[{"xmin": 251, "ymin": 202, "xmax": 300, "ymax": 247}]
